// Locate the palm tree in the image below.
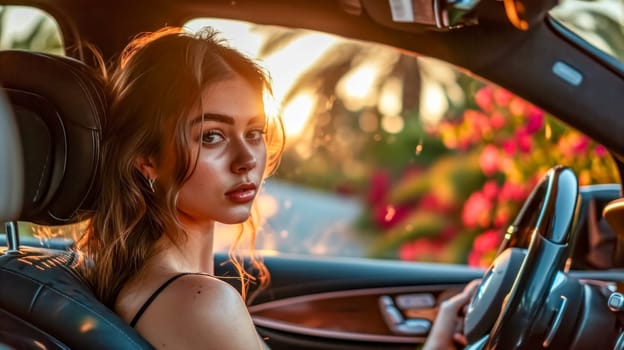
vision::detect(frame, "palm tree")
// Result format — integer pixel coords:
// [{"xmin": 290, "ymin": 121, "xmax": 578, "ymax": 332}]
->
[{"xmin": 254, "ymin": 25, "xmax": 438, "ymax": 192}]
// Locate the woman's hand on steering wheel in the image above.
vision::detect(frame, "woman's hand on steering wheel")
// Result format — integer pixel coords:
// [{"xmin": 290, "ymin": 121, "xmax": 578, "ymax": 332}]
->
[{"xmin": 423, "ymin": 279, "xmax": 481, "ymax": 350}]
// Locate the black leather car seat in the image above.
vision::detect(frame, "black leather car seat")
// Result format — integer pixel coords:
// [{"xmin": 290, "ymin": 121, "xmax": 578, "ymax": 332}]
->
[{"xmin": 0, "ymin": 50, "xmax": 153, "ymax": 349}]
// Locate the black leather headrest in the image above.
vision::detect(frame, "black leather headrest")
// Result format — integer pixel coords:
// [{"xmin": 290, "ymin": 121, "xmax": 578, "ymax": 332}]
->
[
  {"xmin": 0, "ymin": 88, "xmax": 23, "ymax": 223},
  {"xmin": 0, "ymin": 50, "xmax": 152, "ymax": 349},
  {"xmin": 0, "ymin": 50, "xmax": 103, "ymax": 225}
]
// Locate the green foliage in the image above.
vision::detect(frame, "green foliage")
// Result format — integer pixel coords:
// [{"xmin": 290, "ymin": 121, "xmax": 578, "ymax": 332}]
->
[{"xmin": 0, "ymin": 6, "xmax": 63, "ymax": 54}]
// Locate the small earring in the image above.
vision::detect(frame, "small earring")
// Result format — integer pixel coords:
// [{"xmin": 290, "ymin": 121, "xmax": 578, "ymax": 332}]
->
[{"xmin": 148, "ymin": 178, "xmax": 156, "ymax": 193}]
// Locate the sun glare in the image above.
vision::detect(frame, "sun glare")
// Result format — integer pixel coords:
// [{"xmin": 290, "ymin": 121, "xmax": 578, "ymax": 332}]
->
[
  {"xmin": 420, "ymin": 79, "xmax": 448, "ymax": 125},
  {"xmin": 186, "ymin": 18, "xmax": 337, "ymax": 138},
  {"xmin": 282, "ymin": 93, "xmax": 316, "ymax": 137},
  {"xmin": 379, "ymin": 77, "xmax": 403, "ymax": 117},
  {"xmin": 337, "ymin": 65, "xmax": 378, "ymax": 111},
  {"xmin": 262, "ymin": 34, "xmax": 336, "ymax": 103},
  {"xmin": 381, "ymin": 115, "xmax": 404, "ymax": 134},
  {"xmin": 185, "ymin": 19, "xmax": 263, "ymax": 58}
]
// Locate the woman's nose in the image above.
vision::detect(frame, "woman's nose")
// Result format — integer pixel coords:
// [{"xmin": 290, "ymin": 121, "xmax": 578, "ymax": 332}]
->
[{"xmin": 230, "ymin": 140, "xmax": 257, "ymax": 174}]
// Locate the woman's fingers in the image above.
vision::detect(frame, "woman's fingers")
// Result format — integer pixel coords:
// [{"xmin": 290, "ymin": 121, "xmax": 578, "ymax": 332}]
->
[
  {"xmin": 453, "ymin": 332, "xmax": 468, "ymax": 346},
  {"xmin": 440, "ymin": 279, "xmax": 481, "ymax": 314},
  {"xmin": 421, "ymin": 279, "xmax": 482, "ymax": 350}
]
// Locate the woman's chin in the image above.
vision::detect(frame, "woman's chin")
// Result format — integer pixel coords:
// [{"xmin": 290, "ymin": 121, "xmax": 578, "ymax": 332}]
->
[{"xmin": 219, "ymin": 211, "xmax": 253, "ymax": 225}]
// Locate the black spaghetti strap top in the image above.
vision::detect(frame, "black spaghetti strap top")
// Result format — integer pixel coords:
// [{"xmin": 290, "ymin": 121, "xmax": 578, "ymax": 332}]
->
[{"xmin": 129, "ymin": 272, "xmax": 208, "ymax": 327}]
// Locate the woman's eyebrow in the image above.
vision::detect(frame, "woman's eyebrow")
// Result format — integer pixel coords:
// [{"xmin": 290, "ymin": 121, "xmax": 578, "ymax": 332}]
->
[
  {"xmin": 190, "ymin": 113, "xmax": 235, "ymax": 125},
  {"xmin": 190, "ymin": 113, "xmax": 266, "ymax": 126},
  {"xmin": 248, "ymin": 115, "xmax": 266, "ymax": 125}
]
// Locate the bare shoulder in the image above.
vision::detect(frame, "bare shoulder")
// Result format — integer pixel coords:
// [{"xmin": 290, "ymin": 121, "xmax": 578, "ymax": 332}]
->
[
  {"xmin": 171, "ymin": 274, "xmax": 241, "ymax": 303},
  {"xmin": 133, "ymin": 274, "xmax": 263, "ymax": 350}
]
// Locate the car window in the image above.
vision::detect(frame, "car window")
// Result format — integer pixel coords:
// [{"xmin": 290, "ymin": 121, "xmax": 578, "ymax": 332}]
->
[
  {"xmin": 3, "ymin": 16, "xmax": 618, "ymax": 268},
  {"xmin": 185, "ymin": 18, "xmax": 619, "ymax": 267},
  {"xmin": 549, "ymin": 0, "xmax": 624, "ymax": 67},
  {"xmin": 0, "ymin": 5, "xmax": 63, "ymax": 54}
]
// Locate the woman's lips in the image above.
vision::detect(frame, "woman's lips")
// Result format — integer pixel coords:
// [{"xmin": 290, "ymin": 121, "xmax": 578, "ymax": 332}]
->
[{"xmin": 225, "ymin": 184, "xmax": 257, "ymax": 203}]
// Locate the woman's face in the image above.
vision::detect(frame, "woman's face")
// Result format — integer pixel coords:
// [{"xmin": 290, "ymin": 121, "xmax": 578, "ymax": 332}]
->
[{"xmin": 174, "ymin": 74, "xmax": 267, "ymax": 227}]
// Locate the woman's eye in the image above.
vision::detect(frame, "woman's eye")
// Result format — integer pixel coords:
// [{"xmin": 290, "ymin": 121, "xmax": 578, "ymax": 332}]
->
[
  {"xmin": 247, "ymin": 129, "xmax": 265, "ymax": 141},
  {"xmin": 202, "ymin": 131, "xmax": 225, "ymax": 145}
]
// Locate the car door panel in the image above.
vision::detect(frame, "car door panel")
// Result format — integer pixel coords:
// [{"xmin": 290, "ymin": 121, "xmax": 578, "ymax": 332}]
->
[{"xmin": 215, "ymin": 253, "xmax": 482, "ymax": 349}]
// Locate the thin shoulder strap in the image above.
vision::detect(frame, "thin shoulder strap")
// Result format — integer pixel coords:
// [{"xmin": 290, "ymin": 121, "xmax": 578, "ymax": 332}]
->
[{"xmin": 129, "ymin": 272, "xmax": 205, "ymax": 328}]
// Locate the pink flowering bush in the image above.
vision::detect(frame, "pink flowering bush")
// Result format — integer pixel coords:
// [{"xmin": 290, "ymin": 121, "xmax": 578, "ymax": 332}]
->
[{"xmin": 362, "ymin": 84, "xmax": 618, "ymax": 267}]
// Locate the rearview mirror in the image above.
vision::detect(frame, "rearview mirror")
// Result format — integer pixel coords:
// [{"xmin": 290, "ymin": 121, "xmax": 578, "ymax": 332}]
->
[
  {"xmin": 361, "ymin": 0, "xmax": 480, "ymax": 31},
  {"xmin": 360, "ymin": 0, "xmax": 559, "ymax": 32}
]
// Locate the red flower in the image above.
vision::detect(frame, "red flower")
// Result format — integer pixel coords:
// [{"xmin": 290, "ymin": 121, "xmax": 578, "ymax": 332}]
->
[
  {"xmin": 466, "ymin": 110, "xmax": 492, "ymax": 138},
  {"xmin": 525, "ymin": 106, "xmax": 544, "ymax": 134},
  {"xmin": 514, "ymin": 128, "xmax": 533, "ymax": 154},
  {"xmin": 419, "ymin": 193, "xmax": 454, "ymax": 214},
  {"xmin": 595, "ymin": 145, "xmax": 607, "ymax": 157},
  {"xmin": 558, "ymin": 133, "xmax": 590, "ymax": 158},
  {"xmin": 479, "ymin": 145, "xmax": 499, "ymax": 176},
  {"xmin": 490, "ymin": 112, "xmax": 506, "ymax": 129},
  {"xmin": 475, "ymin": 86, "xmax": 494, "ymax": 113},
  {"xmin": 502, "ymin": 140, "xmax": 517, "ymax": 156},
  {"xmin": 462, "ymin": 192, "xmax": 493, "ymax": 228},
  {"xmin": 468, "ymin": 229, "xmax": 502, "ymax": 267},
  {"xmin": 439, "ymin": 224, "xmax": 458, "ymax": 240},
  {"xmin": 572, "ymin": 135, "xmax": 590, "ymax": 154},
  {"xmin": 509, "ymin": 97, "xmax": 528, "ymax": 116},
  {"xmin": 473, "ymin": 230, "xmax": 501, "ymax": 252},
  {"xmin": 399, "ymin": 239, "xmax": 442, "ymax": 261},
  {"xmin": 368, "ymin": 170, "xmax": 390, "ymax": 204},
  {"xmin": 493, "ymin": 88, "xmax": 513, "ymax": 106},
  {"xmin": 482, "ymin": 181, "xmax": 499, "ymax": 200},
  {"xmin": 500, "ymin": 181, "xmax": 528, "ymax": 202},
  {"xmin": 419, "ymin": 193, "xmax": 441, "ymax": 211}
]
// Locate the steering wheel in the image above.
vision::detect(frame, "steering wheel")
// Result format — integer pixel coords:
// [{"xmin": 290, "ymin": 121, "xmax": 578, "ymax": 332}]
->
[{"xmin": 463, "ymin": 166, "xmax": 581, "ymax": 349}]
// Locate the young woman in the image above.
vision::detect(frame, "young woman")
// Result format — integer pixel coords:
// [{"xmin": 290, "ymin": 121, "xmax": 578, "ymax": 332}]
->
[
  {"xmin": 78, "ymin": 26, "xmax": 284, "ymax": 349},
  {"xmin": 78, "ymin": 26, "xmax": 477, "ymax": 350}
]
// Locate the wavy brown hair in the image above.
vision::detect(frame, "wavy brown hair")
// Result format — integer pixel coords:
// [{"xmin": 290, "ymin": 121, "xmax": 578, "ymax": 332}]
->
[{"xmin": 77, "ymin": 27, "xmax": 284, "ymax": 307}]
